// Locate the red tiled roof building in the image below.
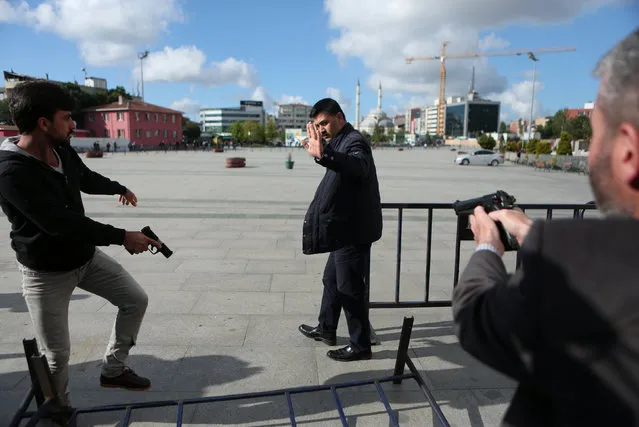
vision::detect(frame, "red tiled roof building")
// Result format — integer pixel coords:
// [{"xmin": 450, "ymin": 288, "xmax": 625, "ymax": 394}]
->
[{"xmin": 82, "ymin": 96, "xmax": 183, "ymax": 147}]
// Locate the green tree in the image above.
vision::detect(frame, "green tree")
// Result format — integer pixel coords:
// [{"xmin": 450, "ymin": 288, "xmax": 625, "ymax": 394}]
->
[
  {"xmin": 230, "ymin": 122, "xmax": 246, "ymax": 143},
  {"xmin": 371, "ymin": 124, "xmax": 384, "ymax": 143},
  {"xmin": 386, "ymin": 127, "xmax": 395, "ymax": 143},
  {"xmin": 550, "ymin": 109, "xmax": 567, "ymax": 138},
  {"xmin": 536, "ymin": 124, "xmax": 554, "ymax": 139},
  {"xmin": 566, "ymin": 115, "xmax": 592, "ymax": 142},
  {"xmin": 499, "ymin": 121, "xmax": 508, "ymax": 133},
  {"xmin": 477, "ymin": 134, "xmax": 496, "ymax": 150},
  {"xmin": 526, "ymin": 138, "xmax": 539, "ymax": 154},
  {"xmin": 535, "ymin": 141, "xmax": 552, "ymax": 155},
  {"xmin": 556, "ymin": 131, "xmax": 573, "ymax": 155},
  {"xmin": 505, "ymin": 140, "xmax": 521, "ymax": 152},
  {"xmin": 254, "ymin": 123, "xmax": 266, "ymax": 144},
  {"xmin": 0, "ymin": 99, "xmax": 11, "ymax": 125},
  {"xmin": 183, "ymin": 121, "xmax": 201, "ymax": 141},
  {"xmin": 265, "ymin": 117, "xmax": 279, "ymax": 143},
  {"xmin": 395, "ymin": 129, "xmax": 405, "ymax": 143},
  {"xmin": 243, "ymin": 121, "xmax": 259, "ymax": 143}
]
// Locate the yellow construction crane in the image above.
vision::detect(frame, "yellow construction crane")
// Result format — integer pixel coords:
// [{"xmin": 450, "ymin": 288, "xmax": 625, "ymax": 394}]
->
[{"xmin": 406, "ymin": 42, "xmax": 576, "ymax": 136}]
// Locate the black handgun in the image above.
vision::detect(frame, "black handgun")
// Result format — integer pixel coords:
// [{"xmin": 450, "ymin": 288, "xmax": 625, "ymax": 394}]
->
[
  {"xmin": 452, "ymin": 190, "xmax": 520, "ymax": 252},
  {"xmin": 127, "ymin": 226, "xmax": 174, "ymax": 258}
]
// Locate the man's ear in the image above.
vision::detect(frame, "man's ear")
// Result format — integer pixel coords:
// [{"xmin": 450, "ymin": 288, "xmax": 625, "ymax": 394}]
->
[
  {"xmin": 617, "ymin": 123, "xmax": 639, "ymax": 189},
  {"xmin": 36, "ymin": 117, "xmax": 49, "ymax": 132}
]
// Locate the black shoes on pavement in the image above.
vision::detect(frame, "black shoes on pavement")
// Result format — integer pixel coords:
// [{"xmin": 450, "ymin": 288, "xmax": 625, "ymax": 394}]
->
[
  {"xmin": 298, "ymin": 324, "xmax": 372, "ymax": 361},
  {"xmin": 100, "ymin": 367, "xmax": 151, "ymax": 390},
  {"xmin": 298, "ymin": 324, "xmax": 336, "ymax": 345}
]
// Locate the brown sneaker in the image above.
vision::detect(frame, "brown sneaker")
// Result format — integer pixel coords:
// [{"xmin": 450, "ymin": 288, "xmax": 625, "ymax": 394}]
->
[{"xmin": 100, "ymin": 367, "xmax": 151, "ymax": 390}]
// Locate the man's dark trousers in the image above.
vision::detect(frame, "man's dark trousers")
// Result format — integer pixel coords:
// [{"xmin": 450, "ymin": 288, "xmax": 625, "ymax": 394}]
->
[{"xmin": 318, "ymin": 243, "xmax": 371, "ymax": 351}]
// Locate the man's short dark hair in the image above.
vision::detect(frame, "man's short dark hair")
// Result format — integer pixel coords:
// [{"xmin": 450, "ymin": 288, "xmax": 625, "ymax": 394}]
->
[
  {"xmin": 310, "ymin": 98, "xmax": 345, "ymax": 120},
  {"xmin": 8, "ymin": 80, "xmax": 76, "ymax": 134}
]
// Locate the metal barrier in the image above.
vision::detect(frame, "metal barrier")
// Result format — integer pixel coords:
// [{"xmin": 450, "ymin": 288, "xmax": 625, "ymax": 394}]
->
[
  {"xmin": 368, "ymin": 202, "xmax": 597, "ymax": 310},
  {"xmin": 11, "ymin": 200, "xmax": 597, "ymax": 426},
  {"xmin": 11, "ymin": 316, "xmax": 450, "ymax": 427}
]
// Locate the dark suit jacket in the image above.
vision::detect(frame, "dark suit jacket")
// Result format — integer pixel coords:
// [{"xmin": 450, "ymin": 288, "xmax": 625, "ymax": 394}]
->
[{"xmin": 453, "ymin": 218, "xmax": 639, "ymax": 426}]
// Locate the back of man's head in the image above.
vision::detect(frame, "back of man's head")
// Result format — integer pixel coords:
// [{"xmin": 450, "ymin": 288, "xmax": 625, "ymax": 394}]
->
[
  {"xmin": 310, "ymin": 98, "xmax": 345, "ymax": 120},
  {"xmin": 594, "ymin": 28, "xmax": 639, "ymax": 134},
  {"xmin": 9, "ymin": 80, "xmax": 75, "ymax": 134},
  {"xmin": 588, "ymin": 28, "xmax": 639, "ymax": 217}
]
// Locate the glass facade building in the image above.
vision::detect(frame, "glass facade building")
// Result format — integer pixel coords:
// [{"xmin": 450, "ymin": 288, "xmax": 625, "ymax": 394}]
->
[{"xmin": 445, "ymin": 100, "xmax": 500, "ymax": 138}]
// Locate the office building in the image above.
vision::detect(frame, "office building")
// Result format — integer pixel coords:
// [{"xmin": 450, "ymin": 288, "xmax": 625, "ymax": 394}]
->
[
  {"xmin": 200, "ymin": 100, "xmax": 265, "ymax": 133},
  {"xmin": 277, "ymin": 103, "xmax": 312, "ymax": 129}
]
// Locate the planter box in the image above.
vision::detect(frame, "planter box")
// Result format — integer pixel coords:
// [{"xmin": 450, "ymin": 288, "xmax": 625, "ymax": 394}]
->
[
  {"xmin": 85, "ymin": 150, "xmax": 103, "ymax": 158},
  {"xmin": 225, "ymin": 157, "xmax": 246, "ymax": 168}
]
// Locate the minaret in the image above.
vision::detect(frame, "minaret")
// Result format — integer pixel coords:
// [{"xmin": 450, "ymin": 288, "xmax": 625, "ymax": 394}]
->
[
  {"xmin": 468, "ymin": 66, "xmax": 477, "ymax": 101},
  {"xmin": 377, "ymin": 81, "xmax": 382, "ymax": 109},
  {"xmin": 355, "ymin": 79, "xmax": 361, "ymax": 130}
]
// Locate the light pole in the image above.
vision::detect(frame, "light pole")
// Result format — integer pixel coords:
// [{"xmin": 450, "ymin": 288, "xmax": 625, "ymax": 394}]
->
[
  {"xmin": 527, "ymin": 52, "xmax": 539, "ymax": 142},
  {"xmin": 137, "ymin": 50, "xmax": 149, "ymax": 101}
]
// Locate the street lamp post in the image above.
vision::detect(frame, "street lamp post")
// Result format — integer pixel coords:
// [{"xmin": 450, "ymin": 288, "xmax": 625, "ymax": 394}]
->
[
  {"xmin": 137, "ymin": 50, "xmax": 149, "ymax": 101},
  {"xmin": 527, "ymin": 52, "xmax": 539, "ymax": 142}
]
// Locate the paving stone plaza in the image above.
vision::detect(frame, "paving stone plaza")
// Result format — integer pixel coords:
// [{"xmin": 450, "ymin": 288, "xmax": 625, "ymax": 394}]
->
[{"xmin": 0, "ymin": 147, "xmax": 594, "ymax": 426}]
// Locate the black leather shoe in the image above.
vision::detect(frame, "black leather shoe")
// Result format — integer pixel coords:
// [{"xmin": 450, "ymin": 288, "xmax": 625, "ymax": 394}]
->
[
  {"xmin": 298, "ymin": 324, "xmax": 336, "ymax": 346},
  {"xmin": 327, "ymin": 345, "xmax": 372, "ymax": 362}
]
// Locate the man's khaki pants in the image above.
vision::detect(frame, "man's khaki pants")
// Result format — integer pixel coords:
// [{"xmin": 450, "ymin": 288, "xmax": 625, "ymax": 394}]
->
[{"xmin": 18, "ymin": 248, "xmax": 148, "ymax": 406}]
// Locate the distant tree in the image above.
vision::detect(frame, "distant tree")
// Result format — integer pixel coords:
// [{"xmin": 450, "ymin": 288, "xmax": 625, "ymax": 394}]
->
[
  {"xmin": 386, "ymin": 127, "xmax": 396, "ymax": 142},
  {"xmin": 0, "ymin": 99, "xmax": 11, "ymax": 125},
  {"xmin": 535, "ymin": 141, "xmax": 552, "ymax": 155},
  {"xmin": 265, "ymin": 117, "xmax": 279, "ymax": 143},
  {"xmin": 477, "ymin": 134, "xmax": 496, "ymax": 150},
  {"xmin": 550, "ymin": 109, "xmax": 567, "ymax": 138},
  {"xmin": 183, "ymin": 121, "xmax": 201, "ymax": 141},
  {"xmin": 499, "ymin": 121, "xmax": 508, "ymax": 133},
  {"xmin": 556, "ymin": 131, "xmax": 573, "ymax": 155},
  {"xmin": 566, "ymin": 115, "xmax": 592, "ymax": 142},
  {"xmin": 526, "ymin": 138, "xmax": 539, "ymax": 154},
  {"xmin": 372, "ymin": 124, "xmax": 385, "ymax": 143},
  {"xmin": 243, "ymin": 121, "xmax": 259, "ymax": 143},
  {"xmin": 230, "ymin": 122, "xmax": 246, "ymax": 143}
]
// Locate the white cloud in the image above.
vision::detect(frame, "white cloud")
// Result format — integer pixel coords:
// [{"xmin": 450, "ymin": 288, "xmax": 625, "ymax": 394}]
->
[
  {"xmin": 251, "ymin": 87, "xmax": 310, "ymax": 115},
  {"xmin": 1, "ymin": 0, "xmax": 182, "ymax": 66},
  {"xmin": 279, "ymin": 95, "xmax": 309, "ymax": 105},
  {"xmin": 488, "ymin": 80, "xmax": 546, "ymax": 119},
  {"xmin": 169, "ymin": 97, "xmax": 202, "ymax": 118},
  {"xmin": 478, "ymin": 32, "xmax": 511, "ymax": 51},
  {"xmin": 326, "ymin": 87, "xmax": 351, "ymax": 113},
  {"xmin": 133, "ymin": 46, "xmax": 258, "ymax": 88},
  {"xmin": 324, "ymin": 0, "xmax": 623, "ymax": 119},
  {"xmin": 251, "ymin": 86, "xmax": 275, "ymax": 113}
]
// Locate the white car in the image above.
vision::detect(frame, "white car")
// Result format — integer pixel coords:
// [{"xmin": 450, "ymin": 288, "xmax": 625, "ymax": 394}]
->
[{"xmin": 455, "ymin": 149, "xmax": 504, "ymax": 166}]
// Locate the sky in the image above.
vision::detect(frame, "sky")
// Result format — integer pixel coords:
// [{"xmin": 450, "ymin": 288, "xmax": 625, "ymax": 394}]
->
[{"xmin": 0, "ymin": 0, "xmax": 638, "ymax": 124}]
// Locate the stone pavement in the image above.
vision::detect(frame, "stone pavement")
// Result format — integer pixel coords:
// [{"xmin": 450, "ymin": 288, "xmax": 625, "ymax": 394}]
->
[{"xmin": 0, "ymin": 147, "xmax": 593, "ymax": 426}]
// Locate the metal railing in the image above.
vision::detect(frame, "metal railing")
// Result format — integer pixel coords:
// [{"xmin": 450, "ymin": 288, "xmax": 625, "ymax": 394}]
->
[
  {"xmin": 367, "ymin": 202, "xmax": 597, "ymax": 309},
  {"xmin": 11, "ymin": 316, "xmax": 450, "ymax": 427}
]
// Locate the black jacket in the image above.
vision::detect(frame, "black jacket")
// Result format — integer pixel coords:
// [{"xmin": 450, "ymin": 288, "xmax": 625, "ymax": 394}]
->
[
  {"xmin": 302, "ymin": 123, "xmax": 382, "ymax": 254},
  {"xmin": 0, "ymin": 141, "xmax": 128, "ymax": 271},
  {"xmin": 453, "ymin": 219, "xmax": 639, "ymax": 426}
]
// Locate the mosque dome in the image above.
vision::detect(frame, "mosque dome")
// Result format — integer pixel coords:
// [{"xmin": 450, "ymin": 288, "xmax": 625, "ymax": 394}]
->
[{"xmin": 357, "ymin": 82, "xmax": 394, "ymax": 135}]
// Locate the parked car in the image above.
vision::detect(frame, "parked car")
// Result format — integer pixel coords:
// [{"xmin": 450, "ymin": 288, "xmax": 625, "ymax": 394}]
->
[{"xmin": 455, "ymin": 149, "xmax": 504, "ymax": 166}]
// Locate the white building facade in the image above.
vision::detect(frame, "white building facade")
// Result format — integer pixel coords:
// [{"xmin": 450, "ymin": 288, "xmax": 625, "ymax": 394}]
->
[{"xmin": 200, "ymin": 100, "xmax": 265, "ymax": 133}]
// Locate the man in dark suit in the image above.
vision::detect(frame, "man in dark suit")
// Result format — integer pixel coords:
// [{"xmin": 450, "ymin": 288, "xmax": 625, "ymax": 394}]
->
[
  {"xmin": 453, "ymin": 28, "xmax": 639, "ymax": 426},
  {"xmin": 297, "ymin": 98, "xmax": 383, "ymax": 362}
]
